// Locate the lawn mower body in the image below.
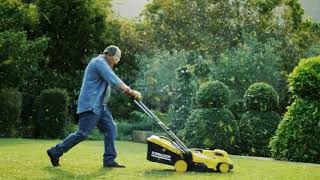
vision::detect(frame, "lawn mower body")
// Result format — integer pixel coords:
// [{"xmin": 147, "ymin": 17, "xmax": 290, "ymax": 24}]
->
[
  {"xmin": 147, "ymin": 135, "xmax": 233, "ymax": 172},
  {"xmin": 133, "ymin": 99, "xmax": 233, "ymax": 173}
]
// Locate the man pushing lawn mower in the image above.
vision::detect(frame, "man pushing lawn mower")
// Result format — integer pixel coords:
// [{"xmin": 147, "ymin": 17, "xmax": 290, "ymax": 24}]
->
[
  {"xmin": 47, "ymin": 45, "xmax": 141, "ymax": 168},
  {"xmin": 47, "ymin": 45, "xmax": 233, "ymax": 172}
]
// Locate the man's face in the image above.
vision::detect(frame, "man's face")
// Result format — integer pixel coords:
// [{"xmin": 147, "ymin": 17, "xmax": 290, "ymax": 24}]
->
[
  {"xmin": 112, "ymin": 56, "xmax": 120, "ymax": 65},
  {"xmin": 107, "ymin": 54, "xmax": 120, "ymax": 68}
]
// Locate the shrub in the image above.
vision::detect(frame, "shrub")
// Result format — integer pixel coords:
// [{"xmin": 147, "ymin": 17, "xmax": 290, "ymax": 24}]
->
[
  {"xmin": 116, "ymin": 110, "xmax": 170, "ymax": 141},
  {"xmin": 244, "ymin": 82, "xmax": 279, "ymax": 112},
  {"xmin": 116, "ymin": 120, "xmax": 154, "ymax": 141},
  {"xmin": 0, "ymin": 89, "xmax": 22, "ymax": 137},
  {"xmin": 193, "ymin": 56, "xmax": 210, "ymax": 82},
  {"xmin": 288, "ymin": 56, "xmax": 320, "ymax": 99},
  {"xmin": 19, "ymin": 93, "xmax": 36, "ymax": 138},
  {"xmin": 239, "ymin": 111, "xmax": 281, "ymax": 157},
  {"xmin": 32, "ymin": 88, "xmax": 69, "ymax": 139},
  {"xmin": 128, "ymin": 111, "xmax": 150, "ymax": 123},
  {"xmin": 270, "ymin": 56, "xmax": 320, "ymax": 163},
  {"xmin": 183, "ymin": 108, "xmax": 239, "ymax": 153},
  {"xmin": 228, "ymin": 99, "xmax": 246, "ymax": 120},
  {"xmin": 196, "ymin": 81, "xmax": 230, "ymax": 108},
  {"xmin": 128, "ymin": 110, "xmax": 169, "ymax": 130},
  {"xmin": 270, "ymin": 98, "xmax": 320, "ymax": 163}
]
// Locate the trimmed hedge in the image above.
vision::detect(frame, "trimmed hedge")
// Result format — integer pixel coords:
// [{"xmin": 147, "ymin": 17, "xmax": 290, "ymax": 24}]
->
[
  {"xmin": 270, "ymin": 56, "xmax": 320, "ymax": 163},
  {"xmin": 20, "ymin": 93, "xmax": 36, "ymax": 138},
  {"xmin": 239, "ymin": 111, "xmax": 281, "ymax": 157},
  {"xmin": 288, "ymin": 56, "xmax": 320, "ymax": 99},
  {"xmin": 244, "ymin": 82, "xmax": 279, "ymax": 112},
  {"xmin": 228, "ymin": 99, "xmax": 246, "ymax": 120},
  {"xmin": 32, "ymin": 88, "xmax": 69, "ymax": 139},
  {"xmin": 0, "ymin": 89, "xmax": 22, "ymax": 137},
  {"xmin": 183, "ymin": 108, "xmax": 239, "ymax": 153},
  {"xmin": 270, "ymin": 99, "xmax": 320, "ymax": 163},
  {"xmin": 196, "ymin": 81, "xmax": 230, "ymax": 108}
]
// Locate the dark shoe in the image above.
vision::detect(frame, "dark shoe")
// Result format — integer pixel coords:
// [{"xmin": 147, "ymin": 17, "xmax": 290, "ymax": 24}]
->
[
  {"xmin": 104, "ymin": 161, "xmax": 125, "ymax": 168},
  {"xmin": 47, "ymin": 149, "xmax": 60, "ymax": 167}
]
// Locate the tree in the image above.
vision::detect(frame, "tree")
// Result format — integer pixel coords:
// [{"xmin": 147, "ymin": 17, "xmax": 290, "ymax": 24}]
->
[
  {"xmin": 35, "ymin": 0, "xmax": 109, "ymax": 72},
  {"xmin": 212, "ymin": 37, "xmax": 282, "ymax": 99},
  {"xmin": 0, "ymin": 0, "xmax": 48, "ymax": 90}
]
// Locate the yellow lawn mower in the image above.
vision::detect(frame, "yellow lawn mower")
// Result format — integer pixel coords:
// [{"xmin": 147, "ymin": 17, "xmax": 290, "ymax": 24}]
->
[{"xmin": 133, "ymin": 99, "xmax": 234, "ymax": 173}]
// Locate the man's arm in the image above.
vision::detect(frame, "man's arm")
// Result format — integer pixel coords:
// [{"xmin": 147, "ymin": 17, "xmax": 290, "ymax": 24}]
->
[
  {"xmin": 117, "ymin": 82, "xmax": 142, "ymax": 99},
  {"xmin": 117, "ymin": 82, "xmax": 131, "ymax": 94},
  {"xmin": 95, "ymin": 60, "xmax": 123, "ymax": 86},
  {"xmin": 95, "ymin": 60, "xmax": 141, "ymax": 99}
]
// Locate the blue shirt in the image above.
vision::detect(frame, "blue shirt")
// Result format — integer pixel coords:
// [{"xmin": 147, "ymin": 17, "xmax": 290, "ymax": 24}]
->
[{"xmin": 77, "ymin": 55, "xmax": 123, "ymax": 115}]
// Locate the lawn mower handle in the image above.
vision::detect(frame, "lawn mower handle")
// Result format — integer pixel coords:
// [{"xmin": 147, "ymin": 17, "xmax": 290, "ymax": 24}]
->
[{"xmin": 133, "ymin": 99, "xmax": 189, "ymax": 153}]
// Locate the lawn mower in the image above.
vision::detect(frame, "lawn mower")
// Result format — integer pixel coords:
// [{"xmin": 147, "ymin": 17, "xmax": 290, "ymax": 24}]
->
[{"xmin": 133, "ymin": 99, "xmax": 234, "ymax": 173}]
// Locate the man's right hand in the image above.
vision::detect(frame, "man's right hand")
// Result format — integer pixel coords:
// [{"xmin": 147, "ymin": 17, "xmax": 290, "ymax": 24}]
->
[
  {"xmin": 118, "ymin": 82, "xmax": 142, "ymax": 100},
  {"xmin": 131, "ymin": 90, "xmax": 142, "ymax": 100},
  {"xmin": 125, "ymin": 90, "xmax": 142, "ymax": 100}
]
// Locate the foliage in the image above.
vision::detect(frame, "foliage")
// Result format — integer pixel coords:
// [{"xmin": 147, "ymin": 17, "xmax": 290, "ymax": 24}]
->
[
  {"xmin": 141, "ymin": 0, "xmax": 306, "ymax": 55},
  {"xmin": 128, "ymin": 110, "xmax": 168, "ymax": 125},
  {"xmin": 104, "ymin": 18, "xmax": 147, "ymax": 85},
  {"xmin": 0, "ymin": 0, "xmax": 50, "ymax": 138},
  {"xmin": 0, "ymin": 1, "xmax": 47, "ymax": 90},
  {"xmin": 115, "ymin": 110, "xmax": 169, "ymax": 140},
  {"xmin": 239, "ymin": 111, "xmax": 281, "ymax": 157},
  {"xmin": 32, "ymin": 88, "xmax": 69, "ymax": 139},
  {"xmin": 108, "ymin": 94, "xmax": 135, "ymax": 119},
  {"xmin": 277, "ymin": 19, "xmax": 320, "ymax": 78},
  {"xmin": 244, "ymin": 82, "xmax": 279, "ymax": 112},
  {"xmin": 196, "ymin": 81, "xmax": 230, "ymax": 108},
  {"xmin": 142, "ymin": 0, "xmax": 238, "ymax": 56},
  {"xmin": 0, "ymin": 89, "xmax": 22, "ymax": 137},
  {"xmin": 270, "ymin": 56, "xmax": 320, "ymax": 163},
  {"xmin": 19, "ymin": 93, "xmax": 36, "ymax": 138},
  {"xmin": 0, "ymin": 0, "xmax": 39, "ymax": 32},
  {"xmin": 134, "ymin": 50, "xmax": 189, "ymax": 111},
  {"xmin": 270, "ymin": 98, "xmax": 320, "ymax": 163},
  {"xmin": 140, "ymin": 0, "xmax": 317, "ymax": 115},
  {"xmin": 128, "ymin": 111, "xmax": 150, "ymax": 123},
  {"xmin": 304, "ymin": 44, "xmax": 320, "ymax": 58},
  {"xmin": 212, "ymin": 37, "xmax": 282, "ymax": 99},
  {"xmin": 183, "ymin": 108, "xmax": 239, "ymax": 154},
  {"xmin": 170, "ymin": 65, "xmax": 195, "ymax": 131},
  {"xmin": 228, "ymin": 99, "xmax": 246, "ymax": 120},
  {"xmin": 116, "ymin": 120, "xmax": 153, "ymax": 141},
  {"xmin": 239, "ymin": 82, "xmax": 280, "ymax": 157},
  {"xmin": 288, "ymin": 56, "xmax": 320, "ymax": 99},
  {"xmin": 193, "ymin": 55, "xmax": 210, "ymax": 83},
  {"xmin": 35, "ymin": 0, "xmax": 109, "ymax": 72},
  {"xmin": 0, "ymin": 31, "xmax": 48, "ymax": 90}
]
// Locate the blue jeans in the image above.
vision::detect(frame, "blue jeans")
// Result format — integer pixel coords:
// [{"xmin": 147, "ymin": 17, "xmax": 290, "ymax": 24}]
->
[{"xmin": 48, "ymin": 105, "xmax": 117, "ymax": 165}]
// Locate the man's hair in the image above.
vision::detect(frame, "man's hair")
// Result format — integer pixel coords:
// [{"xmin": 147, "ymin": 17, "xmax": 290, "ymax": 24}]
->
[{"xmin": 103, "ymin": 45, "xmax": 120, "ymax": 56}]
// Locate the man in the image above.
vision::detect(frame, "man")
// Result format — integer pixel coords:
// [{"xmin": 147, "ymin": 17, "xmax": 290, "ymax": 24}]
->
[{"xmin": 47, "ymin": 45, "xmax": 141, "ymax": 168}]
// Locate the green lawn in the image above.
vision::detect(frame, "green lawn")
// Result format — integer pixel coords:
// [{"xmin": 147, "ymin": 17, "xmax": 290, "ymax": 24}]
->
[{"xmin": 0, "ymin": 138, "xmax": 319, "ymax": 180}]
